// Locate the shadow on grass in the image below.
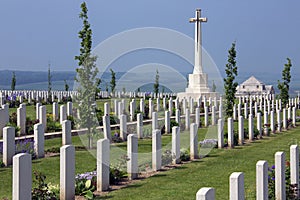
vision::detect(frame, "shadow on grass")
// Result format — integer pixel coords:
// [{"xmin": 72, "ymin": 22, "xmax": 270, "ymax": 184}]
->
[
  {"xmin": 124, "ymin": 183, "xmax": 143, "ymax": 189},
  {"xmin": 150, "ymin": 174, "xmax": 167, "ymax": 178},
  {"xmin": 95, "ymin": 195, "xmax": 113, "ymax": 199}
]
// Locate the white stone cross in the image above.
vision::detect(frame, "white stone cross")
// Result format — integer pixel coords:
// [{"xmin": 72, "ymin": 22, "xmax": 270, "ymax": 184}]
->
[{"xmin": 190, "ymin": 9, "xmax": 207, "ymax": 74}]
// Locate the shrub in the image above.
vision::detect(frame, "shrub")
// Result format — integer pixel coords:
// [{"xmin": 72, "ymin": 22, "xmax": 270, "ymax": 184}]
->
[
  {"xmin": 9, "ymin": 112, "xmax": 18, "ymax": 125},
  {"xmin": 112, "ymin": 132, "xmax": 123, "ymax": 143},
  {"xmin": 75, "ymin": 171, "xmax": 96, "ymax": 199},
  {"xmin": 67, "ymin": 115, "xmax": 75, "ymax": 129},
  {"xmin": 15, "ymin": 138, "xmax": 36, "ymax": 159},
  {"xmin": 180, "ymin": 148, "xmax": 190, "ymax": 161},
  {"xmin": 26, "ymin": 117, "xmax": 40, "ymax": 135},
  {"xmin": 161, "ymin": 149, "xmax": 172, "ymax": 166},
  {"xmin": 170, "ymin": 120, "xmax": 179, "ymax": 130},
  {"xmin": 47, "ymin": 115, "xmax": 61, "ymax": 132},
  {"xmin": 32, "ymin": 170, "xmax": 59, "ymax": 200},
  {"xmin": 110, "ymin": 154, "xmax": 128, "ymax": 184},
  {"xmin": 199, "ymin": 139, "xmax": 217, "ymax": 148},
  {"xmin": 268, "ymin": 162, "xmax": 296, "ymax": 199},
  {"xmin": 0, "ymin": 160, "xmax": 4, "ymax": 168}
]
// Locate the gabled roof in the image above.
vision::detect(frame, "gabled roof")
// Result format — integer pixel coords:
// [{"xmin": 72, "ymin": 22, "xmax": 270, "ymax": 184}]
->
[{"xmin": 241, "ymin": 76, "xmax": 265, "ymax": 86}]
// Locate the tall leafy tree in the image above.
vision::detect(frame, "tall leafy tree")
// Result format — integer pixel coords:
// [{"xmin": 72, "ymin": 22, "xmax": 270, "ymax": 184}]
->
[
  {"xmin": 224, "ymin": 42, "xmax": 238, "ymax": 118},
  {"xmin": 48, "ymin": 64, "xmax": 52, "ymax": 102},
  {"xmin": 153, "ymin": 69, "xmax": 159, "ymax": 95},
  {"xmin": 212, "ymin": 80, "xmax": 216, "ymax": 92},
  {"xmin": 11, "ymin": 72, "xmax": 16, "ymax": 91},
  {"xmin": 74, "ymin": 2, "xmax": 99, "ymax": 149},
  {"xmin": 110, "ymin": 68, "xmax": 116, "ymax": 94},
  {"xmin": 278, "ymin": 58, "xmax": 292, "ymax": 107},
  {"xmin": 105, "ymin": 82, "xmax": 109, "ymax": 92},
  {"xmin": 64, "ymin": 80, "xmax": 69, "ymax": 91}
]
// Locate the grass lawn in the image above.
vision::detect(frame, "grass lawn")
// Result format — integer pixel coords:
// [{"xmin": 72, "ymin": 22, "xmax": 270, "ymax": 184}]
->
[{"xmin": 0, "ymin": 123, "xmax": 300, "ymax": 199}]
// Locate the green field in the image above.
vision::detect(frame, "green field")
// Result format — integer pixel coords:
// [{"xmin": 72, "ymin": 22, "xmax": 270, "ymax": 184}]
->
[
  {"xmin": 0, "ymin": 121, "xmax": 300, "ymax": 199},
  {"xmin": 0, "ymin": 101, "xmax": 299, "ymax": 199}
]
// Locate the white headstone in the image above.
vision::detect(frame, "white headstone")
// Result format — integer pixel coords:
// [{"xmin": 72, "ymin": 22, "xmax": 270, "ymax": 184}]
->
[
  {"xmin": 60, "ymin": 105, "xmax": 67, "ymax": 124},
  {"xmin": 36, "ymin": 102, "xmax": 41, "ymax": 120},
  {"xmin": 257, "ymin": 113, "xmax": 262, "ymax": 138},
  {"xmin": 3, "ymin": 127, "xmax": 15, "ymax": 166},
  {"xmin": 196, "ymin": 187, "xmax": 215, "ymax": 200},
  {"xmin": 190, "ymin": 123, "xmax": 199, "ymax": 159},
  {"xmin": 233, "ymin": 104, "xmax": 237, "ymax": 121},
  {"xmin": 277, "ymin": 110, "xmax": 282, "ymax": 132},
  {"xmin": 140, "ymin": 99, "xmax": 144, "ymax": 113},
  {"xmin": 283, "ymin": 108, "xmax": 287, "ymax": 130},
  {"xmin": 195, "ymin": 107, "xmax": 200, "ymax": 128},
  {"xmin": 165, "ymin": 111, "xmax": 170, "ymax": 134},
  {"xmin": 34, "ymin": 123, "xmax": 44, "ymax": 158},
  {"xmin": 230, "ymin": 172, "xmax": 245, "ymax": 200},
  {"xmin": 172, "ymin": 126, "xmax": 180, "ymax": 164},
  {"xmin": 204, "ymin": 106, "xmax": 208, "ymax": 127},
  {"xmin": 97, "ymin": 139, "xmax": 110, "ymax": 191},
  {"xmin": 156, "ymin": 98, "xmax": 160, "ymax": 112},
  {"xmin": 264, "ymin": 111, "xmax": 269, "ymax": 135},
  {"xmin": 103, "ymin": 115, "xmax": 112, "ymax": 141},
  {"xmin": 292, "ymin": 107, "xmax": 296, "ymax": 127},
  {"xmin": 185, "ymin": 109, "xmax": 190, "ymax": 130},
  {"xmin": 137, "ymin": 113, "xmax": 143, "ymax": 138},
  {"xmin": 275, "ymin": 151, "xmax": 286, "ymax": 200},
  {"xmin": 270, "ymin": 110, "xmax": 275, "ymax": 133},
  {"xmin": 152, "ymin": 129, "xmax": 161, "ymax": 171},
  {"xmin": 256, "ymin": 161, "xmax": 268, "ymax": 200},
  {"xmin": 211, "ymin": 106, "xmax": 216, "ymax": 125},
  {"xmin": 62, "ymin": 120, "xmax": 72, "ymax": 145},
  {"xmin": 120, "ymin": 114, "xmax": 127, "ymax": 141},
  {"xmin": 0, "ymin": 105, "xmax": 9, "ymax": 137},
  {"xmin": 152, "ymin": 112, "xmax": 158, "ymax": 131},
  {"xmin": 104, "ymin": 102, "xmax": 110, "ymax": 116},
  {"xmin": 127, "ymin": 134, "xmax": 138, "ymax": 180},
  {"xmin": 17, "ymin": 106, "xmax": 26, "ymax": 135},
  {"xmin": 248, "ymin": 114, "xmax": 254, "ymax": 141},
  {"xmin": 175, "ymin": 109, "xmax": 180, "ymax": 125},
  {"xmin": 244, "ymin": 103, "xmax": 248, "ymax": 119},
  {"xmin": 168, "ymin": 98, "xmax": 173, "ymax": 115},
  {"xmin": 53, "ymin": 102, "xmax": 58, "ymax": 121},
  {"xmin": 67, "ymin": 102, "xmax": 73, "ymax": 116},
  {"xmin": 228, "ymin": 118, "xmax": 234, "ymax": 148},
  {"xmin": 13, "ymin": 153, "xmax": 32, "ymax": 200},
  {"xmin": 238, "ymin": 116, "xmax": 244, "ymax": 145},
  {"xmin": 218, "ymin": 119, "xmax": 224, "ymax": 148},
  {"xmin": 60, "ymin": 145, "xmax": 75, "ymax": 200},
  {"xmin": 290, "ymin": 145, "xmax": 299, "ymax": 191},
  {"xmin": 39, "ymin": 105, "xmax": 47, "ymax": 132}
]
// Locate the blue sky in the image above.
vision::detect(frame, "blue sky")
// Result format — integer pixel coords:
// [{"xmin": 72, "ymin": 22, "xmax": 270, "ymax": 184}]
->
[{"xmin": 0, "ymin": 1, "xmax": 299, "ymax": 80}]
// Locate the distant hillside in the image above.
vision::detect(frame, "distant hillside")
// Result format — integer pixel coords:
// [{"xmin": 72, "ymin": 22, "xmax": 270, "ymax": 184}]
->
[
  {"xmin": 0, "ymin": 70, "xmax": 76, "ymax": 85},
  {"xmin": 1, "ymin": 70, "xmax": 299, "ymax": 96}
]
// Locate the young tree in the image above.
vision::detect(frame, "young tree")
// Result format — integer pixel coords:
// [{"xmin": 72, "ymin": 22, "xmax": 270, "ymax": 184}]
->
[
  {"xmin": 48, "ymin": 64, "xmax": 52, "ymax": 102},
  {"xmin": 153, "ymin": 69, "xmax": 159, "ymax": 95},
  {"xmin": 64, "ymin": 80, "xmax": 69, "ymax": 91},
  {"xmin": 105, "ymin": 82, "xmax": 109, "ymax": 92},
  {"xmin": 278, "ymin": 58, "xmax": 292, "ymax": 107},
  {"xmin": 11, "ymin": 72, "xmax": 16, "ymax": 91},
  {"xmin": 224, "ymin": 42, "xmax": 238, "ymax": 118},
  {"xmin": 74, "ymin": 2, "xmax": 99, "ymax": 149},
  {"xmin": 110, "ymin": 68, "xmax": 116, "ymax": 94},
  {"xmin": 212, "ymin": 80, "xmax": 216, "ymax": 92}
]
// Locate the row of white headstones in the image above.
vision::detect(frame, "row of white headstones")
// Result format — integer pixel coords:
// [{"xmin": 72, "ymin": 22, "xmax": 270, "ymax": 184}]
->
[
  {"xmin": 0, "ymin": 90, "xmax": 176, "ymax": 105},
  {"xmin": 7, "ymin": 118, "xmax": 299, "ymax": 199},
  {"xmin": 0, "ymin": 101, "xmax": 73, "ymax": 137},
  {"xmin": 196, "ymin": 145, "xmax": 299, "ymax": 200},
  {"xmin": 3, "ymin": 94, "xmax": 300, "ymax": 199}
]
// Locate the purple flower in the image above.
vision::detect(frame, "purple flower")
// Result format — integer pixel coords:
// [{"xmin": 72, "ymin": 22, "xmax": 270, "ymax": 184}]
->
[{"xmin": 271, "ymin": 165, "xmax": 275, "ymax": 169}]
